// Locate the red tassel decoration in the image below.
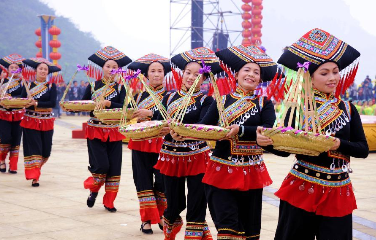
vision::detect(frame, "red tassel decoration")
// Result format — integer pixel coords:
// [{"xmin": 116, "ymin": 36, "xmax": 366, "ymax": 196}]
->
[
  {"xmin": 276, "ymin": 73, "xmax": 285, "ymax": 102},
  {"xmin": 22, "ymin": 67, "xmax": 36, "ymax": 82},
  {"xmin": 335, "ymin": 72, "xmax": 346, "ymax": 98},
  {"xmin": 345, "ymin": 63, "xmax": 359, "ymax": 94},
  {"xmin": 223, "ymin": 78, "xmax": 230, "ymax": 95},
  {"xmin": 342, "ymin": 69, "xmax": 352, "ymax": 96},
  {"xmin": 285, "ymin": 77, "xmax": 293, "ymax": 94},
  {"xmin": 171, "ymin": 67, "xmax": 182, "ymax": 90},
  {"xmin": 219, "ymin": 61, "xmax": 236, "ymax": 93},
  {"xmin": 335, "ymin": 82, "xmax": 341, "ymax": 98},
  {"xmin": 208, "ymin": 82, "xmax": 214, "ymax": 96},
  {"xmin": 266, "ymin": 71, "xmax": 278, "ymax": 99}
]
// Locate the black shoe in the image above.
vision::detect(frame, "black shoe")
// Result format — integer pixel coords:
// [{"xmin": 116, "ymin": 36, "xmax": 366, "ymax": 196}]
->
[
  {"xmin": 8, "ymin": 170, "xmax": 17, "ymax": 174},
  {"xmin": 0, "ymin": 162, "xmax": 6, "ymax": 173},
  {"xmin": 87, "ymin": 192, "xmax": 98, "ymax": 208},
  {"xmin": 140, "ymin": 221, "xmax": 153, "ymax": 234},
  {"xmin": 104, "ymin": 205, "xmax": 117, "ymax": 212},
  {"xmin": 32, "ymin": 180, "xmax": 39, "ymax": 187}
]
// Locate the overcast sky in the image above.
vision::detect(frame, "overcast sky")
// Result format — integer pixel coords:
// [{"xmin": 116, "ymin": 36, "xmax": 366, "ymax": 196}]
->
[
  {"xmin": 38, "ymin": 0, "xmax": 376, "ymax": 81},
  {"xmin": 39, "ymin": 0, "xmax": 376, "ymax": 55}
]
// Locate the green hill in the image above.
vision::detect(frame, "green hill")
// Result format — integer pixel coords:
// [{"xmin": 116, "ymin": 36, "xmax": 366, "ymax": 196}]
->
[{"xmin": 0, "ymin": 0, "xmax": 101, "ymax": 80}]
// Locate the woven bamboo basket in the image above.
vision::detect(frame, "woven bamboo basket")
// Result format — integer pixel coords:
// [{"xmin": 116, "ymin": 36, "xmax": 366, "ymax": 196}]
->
[
  {"xmin": 119, "ymin": 120, "xmax": 167, "ymax": 140},
  {"xmin": 94, "ymin": 108, "xmax": 135, "ymax": 124},
  {"xmin": 60, "ymin": 100, "xmax": 96, "ymax": 112},
  {"xmin": 262, "ymin": 127, "xmax": 336, "ymax": 156},
  {"xmin": 170, "ymin": 122, "xmax": 230, "ymax": 140},
  {"xmin": 0, "ymin": 98, "xmax": 31, "ymax": 108}
]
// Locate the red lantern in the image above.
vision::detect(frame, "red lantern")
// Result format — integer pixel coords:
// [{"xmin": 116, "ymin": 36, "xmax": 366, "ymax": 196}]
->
[
  {"xmin": 242, "ymin": 38, "xmax": 252, "ymax": 46},
  {"xmin": 242, "ymin": 0, "xmax": 252, "ymax": 3},
  {"xmin": 36, "ymin": 52, "xmax": 43, "ymax": 58},
  {"xmin": 251, "ymin": 18, "xmax": 262, "ymax": 25},
  {"xmin": 49, "ymin": 40, "xmax": 61, "ymax": 48},
  {"xmin": 252, "ymin": 0, "xmax": 262, "ymax": 6},
  {"xmin": 242, "ymin": 30, "xmax": 252, "ymax": 38},
  {"xmin": 254, "ymin": 5, "xmax": 263, "ymax": 10},
  {"xmin": 242, "ymin": 20, "xmax": 252, "ymax": 29},
  {"xmin": 252, "ymin": 9, "xmax": 262, "ymax": 15},
  {"xmin": 241, "ymin": 4, "xmax": 252, "ymax": 12},
  {"xmin": 49, "ymin": 26, "xmax": 61, "ymax": 36},
  {"xmin": 242, "ymin": 12, "xmax": 252, "ymax": 20},
  {"xmin": 253, "ymin": 32, "xmax": 262, "ymax": 38},
  {"xmin": 49, "ymin": 52, "xmax": 61, "ymax": 60},
  {"xmin": 35, "ymin": 40, "xmax": 42, "ymax": 48},
  {"xmin": 35, "ymin": 28, "xmax": 41, "ymax": 36},
  {"xmin": 251, "ymin": 28, "xmax": 261, "ymax": 34}
]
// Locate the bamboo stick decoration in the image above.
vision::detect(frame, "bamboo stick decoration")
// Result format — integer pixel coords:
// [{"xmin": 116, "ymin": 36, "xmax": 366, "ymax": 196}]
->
[
  {"xmin": 0, "ymin": 73, "xmax": 15, "ymax": 98},
  {"xmin": 119, "ymin": 74, "xmax": 141, "ymax": 125},
  {"xmin": 171, "ymin": 60, "xmax": 227, "ymax": 127},
  {"xmin": 120, "ymin": 82, "xmax": 132, "ymax": 126},
  {"xmin": 294, "ymin": 69, "xmax": 304, "ymax": 130},
  {"xmin": 277, "ymin": 68, "xmax": 297, "ymax": 127},
  {"xmin": 120, "ymin": 84, "xmax": 130, "ymax": 124},
  {"xmin": 261, "ymin": 62, "xmax": 338, "ymax": 156},
  {"xmin": 60, "ymin": 65, "xmax": 93, "ymax": 104},
  {"xmin": 120, "ymin": 76, "xmax": 138, "ymax": 110},
  {"xmin": 278, "ymin": 69, "xmax": 297, "ymax": 128},
  {"xmin": 174, "ymin": 74, "xmax": 201, "ymax": 124},
  {"xmin": 21, "ymin": 78, "xmax": 32, "ymax": 98},
  {"xmin": 304, "ymin": 71, "xmax": 309, "ymax": 132},
  {"xmin": 311, "ymin": 84, "xmax": 321, "ymax": 133},
  {"xmin": 209, "ymin": 72, "xmax": 228, "ymax": 128},
  {"xmin": 84, "ymin": 71, "xmax": 95, "ymax": 93},
  {"xmin": 114, "ymin": 70, "xmax": 152, "ymax": 125},
  {"xmin": 287, "ymin": 73, "xmax": 301, "ymax": 128},
  {"xmin": 275, "ymin": 68, "xmax": 293, "ymax": 127},
  {"xmin": 137, "ymin": 74, "xmax": 170, "ymax": 121},
  {"xmin": 276, "ymin": 62, "xmax": 322, "ymax": 133},
  {"xmin": 60, "ymin": 70, "xmax": 78, "ymax": 104},
  {"xmin": 95, "ymin": 80, "xmax": 111, "ymax": 111}
]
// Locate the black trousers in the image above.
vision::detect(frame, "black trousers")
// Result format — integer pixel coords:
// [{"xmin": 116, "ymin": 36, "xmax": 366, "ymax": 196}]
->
[
  {"xmin": 132, "ymin": 150, "xmax": 166, "ymax": 223},
  {"xmin": 87, "ymin": 138, "xmax": 122, "ymax": 176},
  {"xmin": 132, "ymin": 150, "xmax": 164, "ymax": 193},
  {"xmin": 23, "ymin": 128, "xmax": 54, "ymax": 180},
  {"xmin": 0, "ymin": 119, "xmax": 22, "ymax": 146},
  {"xmin": 0, "ymin": 119, "xmax": 22, "ymax": 171},
  {"xmin": 274, "ymin": 200, "xmax": 352, "ymax": 240},
  {"xmin": 85, "ymin": 138, "xmax": 123, "ymax": 208},
  {"xmin": 205, "ymin": 184, "xmax": 263, "ymax": 239},
  {"xmin": 163, "ymin": 173, "xmax": 207, "ymax": 223},
  {"xmin": 23, "ymin": 128, "xmax": 53, "ymax": 158}
]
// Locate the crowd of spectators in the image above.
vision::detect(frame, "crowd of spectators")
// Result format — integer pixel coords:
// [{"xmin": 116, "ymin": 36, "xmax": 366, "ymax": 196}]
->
[
  {"xmin": 343, "ymin": 75, "xmax": 376, "ymax": 116},
  {"xmin": 53, "ymin": 80, "xmax": 90, "ymax": 118}
]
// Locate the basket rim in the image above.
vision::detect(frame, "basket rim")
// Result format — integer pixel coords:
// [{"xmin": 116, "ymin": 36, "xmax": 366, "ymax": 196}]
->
[
  {"xmin": 94, "ymin": 108, "xmax": 134, "ymax": 113},
  {"xmin": 261, "ymin": 126, "xmax": 336, "ymax": 156},
  {"xmin": 172, "ymin": 122, "xmax": 229, "ymax": 132},
  {"xmin": 121, "ymin": 120, "xmax": 167, "ymax": 132},
  {"xmin": 0, "ymin": 97, "xmax": 30, "ymax": 101},
  {"xmin": 60, "ymin": 100, "xmax": 95, "ymax": 104}
]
